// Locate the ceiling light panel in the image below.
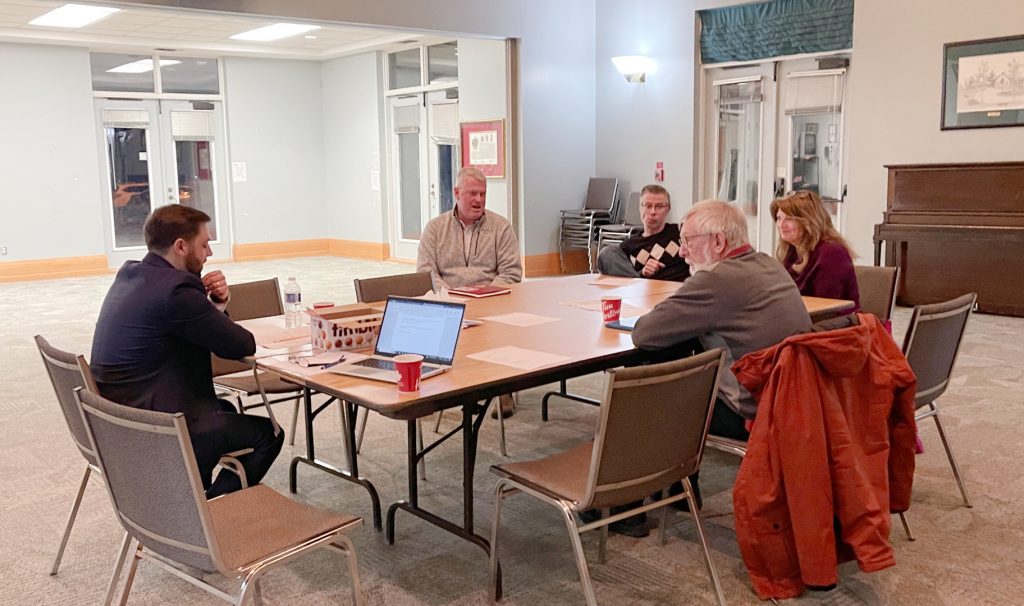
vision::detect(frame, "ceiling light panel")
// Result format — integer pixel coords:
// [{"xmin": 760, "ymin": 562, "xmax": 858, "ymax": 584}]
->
[
  {"xmin": 230, "ymin": 22, "xmax": 320, "ymax": 42},
  {"xmin": 29, "ymin": 3, "xmax": 121, "ymax": 28}
]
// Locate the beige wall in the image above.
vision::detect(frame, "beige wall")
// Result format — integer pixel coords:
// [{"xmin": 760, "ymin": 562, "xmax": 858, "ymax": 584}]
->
[{"xmin": 844, "ymin": 0, "xmax": 1024, "ymax": 259}]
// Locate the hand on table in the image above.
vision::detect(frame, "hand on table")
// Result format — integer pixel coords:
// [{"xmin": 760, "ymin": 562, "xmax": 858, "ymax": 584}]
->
[{"xmin": 641, "ymin": 258, "xmax": 665, "ymax": 278}]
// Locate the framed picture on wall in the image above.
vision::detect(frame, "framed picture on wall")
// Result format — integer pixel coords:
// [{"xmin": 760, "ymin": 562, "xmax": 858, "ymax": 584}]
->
[
  {"xmin": 941, "ymin": 34, "xmax": 1024, "ymax": 130},
  {"xmin": 460, "ymin": 119, "xmax": 505, "ymax": 178}
]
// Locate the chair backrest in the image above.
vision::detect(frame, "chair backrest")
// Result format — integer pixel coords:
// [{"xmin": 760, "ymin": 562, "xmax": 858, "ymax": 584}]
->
[
  {"xmin": 582, "ymin": 177, "xmax": 618, "ymax": 212},
  {"xmin": 35, "ymin": 335, "xmax": 99, "ymax": 466},
  {"xmin": 353, "ymin": 271, "xmax": 435, "ymax": 303},
  {"xmin": 902, "ymin": 292, "xmax": 976, "ymax": 409},
  {"xmin": 213, "ymin": 278, "xmax": 282, "ymax": 377},
  {"xmin": 621, "ymin": 191, "xmax": 643, "ymax": 226},
  {"xmin": 75, "ymin": 388, "xmax": 226, "ymax": 574},
  {"xmin": 854, "ymin": 265, "xmax": 899, "ymax": 322},
  {"xmin": 581, "ymin": 349, "xmax": 725, "ymax": 510},
  {"xmin": 225, "ymin": 278, "xmax": 283, "ymax": 321}
]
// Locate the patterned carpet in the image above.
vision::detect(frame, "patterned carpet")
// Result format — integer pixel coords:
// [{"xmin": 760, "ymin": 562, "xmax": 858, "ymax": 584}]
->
[{"xmin": 2, "ymin": 256, "xmax": 1021, "ymax": 605}]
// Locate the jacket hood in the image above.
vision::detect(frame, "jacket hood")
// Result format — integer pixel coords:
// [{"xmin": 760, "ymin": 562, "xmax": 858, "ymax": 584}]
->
[{"xmin": 734, "ymin": 315, "xmax": 883, "ymax": 399}]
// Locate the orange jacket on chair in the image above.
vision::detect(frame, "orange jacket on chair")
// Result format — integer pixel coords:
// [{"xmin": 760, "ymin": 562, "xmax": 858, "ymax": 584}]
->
[{"xmin": 730, "ymin": 314, "xmax": 917, "ymax": 600}]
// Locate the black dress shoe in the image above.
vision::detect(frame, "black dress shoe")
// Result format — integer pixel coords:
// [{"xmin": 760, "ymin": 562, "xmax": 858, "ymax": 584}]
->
[{"xmin": 668, "ymin": 478, "xmax": 703, "ymax": 512}]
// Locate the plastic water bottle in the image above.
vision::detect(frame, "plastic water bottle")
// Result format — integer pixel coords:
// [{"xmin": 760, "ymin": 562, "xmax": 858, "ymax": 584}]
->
[{"xmin": 284, "ymin": 277, "xmax": 302, "ymax": 328}]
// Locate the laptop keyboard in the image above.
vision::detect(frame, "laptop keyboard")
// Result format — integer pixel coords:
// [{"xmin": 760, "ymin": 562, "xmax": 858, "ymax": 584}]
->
[{"xmin": 354, "ymin": 358, "xmax": 396, "ymax": 371}]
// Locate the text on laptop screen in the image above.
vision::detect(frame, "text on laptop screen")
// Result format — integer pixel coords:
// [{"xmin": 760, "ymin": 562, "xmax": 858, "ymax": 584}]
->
[{"xmin": 375, "ymin": 298, "xmax": 465, "ymax": 364}]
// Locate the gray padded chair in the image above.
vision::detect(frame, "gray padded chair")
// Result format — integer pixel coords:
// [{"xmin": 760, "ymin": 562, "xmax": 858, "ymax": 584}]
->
[
  {"xmin": 489, "ymin": 350, "xmax": 727, "ymax": 606},
  {"xmin": 36, "ymin": 336, "xmax": 251, "ymax": 594},
  {"xmin": 558, "ymin": 177, "xmax": 620, "ymax": 273},
  {"xmin": 75, "ymin": 388, "xmax": 364, "ymax": 606},
  {"xmin": 897, "ymin": 292, "xmax": 976, "ymax": 540},
  {"xmin": 855, "ymin": 265, "xmax": 899, "ymax": 322},
  {"xmin": 597, "ymin": 191, "xmax": 643, "ymax": 251},
  {"xmin": 212, "ymin": 278, "xmax": 304, "ymax": 445},
  {"xmin": 353, "ymin": 271, "xmax": 434, "ymax": 302}
]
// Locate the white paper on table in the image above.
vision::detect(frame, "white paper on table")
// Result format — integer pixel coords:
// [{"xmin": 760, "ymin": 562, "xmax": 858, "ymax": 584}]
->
[
  {"xmin": 249, "ymin": 324, "xmax": 309, "ymax": 348},
  {"xmin": 560, "ymin": 300, "xmax": 650, "ymax": 316},
  {"xmin": 588, "ymin": 276, "xmax": 638, "ymax": 286},
  {"xmin": 480, "ymin": 312, "xmax": 560, "ymax": 327},
  {"xmin": 468, "ymin": 346, "xmax": 571, "ymax": 370}
]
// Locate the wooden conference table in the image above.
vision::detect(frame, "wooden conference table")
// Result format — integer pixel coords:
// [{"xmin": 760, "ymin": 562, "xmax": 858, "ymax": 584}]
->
[{"xmin": 249, "ymin": 274, "xmax": 853, "ymax": 564}]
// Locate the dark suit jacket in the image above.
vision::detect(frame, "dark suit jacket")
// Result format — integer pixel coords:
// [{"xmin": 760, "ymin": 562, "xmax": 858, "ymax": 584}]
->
[{"xmin": 90, "ymin": 253, "xmax": 256, "ymax": 421}]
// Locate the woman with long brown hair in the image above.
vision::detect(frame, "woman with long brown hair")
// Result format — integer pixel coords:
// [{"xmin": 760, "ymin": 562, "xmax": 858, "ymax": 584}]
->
[{"xmin": 770, "ymin": 190, "xmax": 860, "ymax": 311}]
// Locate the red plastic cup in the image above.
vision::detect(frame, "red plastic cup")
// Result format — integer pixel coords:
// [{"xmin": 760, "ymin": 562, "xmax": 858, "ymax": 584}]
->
[
  {"xmin": 394, "ymin": 354, "xmax": 424, "ymax": 392},
  {"xmin": 601, "ymin": 296, "xmax": 622, "ymax": 323}
]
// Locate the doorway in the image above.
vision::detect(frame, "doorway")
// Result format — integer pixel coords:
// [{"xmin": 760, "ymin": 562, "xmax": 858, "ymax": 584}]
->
[
  {"xmin": 387, "ymin": 90, "xmax": 460, "ymax": 261},
  {"xmin": 95, "ymin": 98, "xmax": 230, "ymax": 267}
]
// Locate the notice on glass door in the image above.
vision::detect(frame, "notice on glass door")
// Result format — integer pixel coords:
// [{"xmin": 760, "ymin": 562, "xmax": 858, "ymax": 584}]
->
[{"xmin": 231, "ymin": 161, "xmax": 248, "ymax": 182}]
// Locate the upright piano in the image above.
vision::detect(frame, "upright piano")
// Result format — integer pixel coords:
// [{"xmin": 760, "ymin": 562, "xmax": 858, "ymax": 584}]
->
[{"xmin": 873, "ymin": 162, "xmax": 1024, "ymax": 317}]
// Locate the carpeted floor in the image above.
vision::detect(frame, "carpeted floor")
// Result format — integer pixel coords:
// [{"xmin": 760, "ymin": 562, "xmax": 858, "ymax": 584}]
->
[{"xmin": 2, "ymin": 256, "xmax": 1021, "ymax": 605}]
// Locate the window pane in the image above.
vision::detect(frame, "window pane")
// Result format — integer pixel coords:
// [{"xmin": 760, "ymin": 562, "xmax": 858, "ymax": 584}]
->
[
  {"xmin": 106, "ymin": 127, "xmax": 152, "ymax": 248},
  {"xmin": 398, "ymin": 132, "xmax": 422, "ymax": 239},
  {"xmin": 161, "ymin": 57, "xmax": 220, "ymax": 94},
  {"xmin": 91, "ymin": 52, "xmax": 155, "ymax": 93},
  {"xmin": 388, "ymin": 49, "xmax": 421, "ymax": 89},
  {"xmin": 175, "ymin": 140, "xmax": 218, "ymax": 240},
  {"xmin": 715, "ymin": 80, "xmax": 762, "ymax": 247},
  {"xmin": 428, "ymin": 42, "xmax": 458, "ymax": 84}
]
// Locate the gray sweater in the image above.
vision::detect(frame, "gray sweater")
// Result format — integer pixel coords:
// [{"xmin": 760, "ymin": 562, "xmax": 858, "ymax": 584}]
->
[
  {"xmin": 416, "ymin": 209, "xmax": 523, "ymax": 289},
  {"xmin": 632, "ymin": 250, "xmax": 811, "ymax": 418}
]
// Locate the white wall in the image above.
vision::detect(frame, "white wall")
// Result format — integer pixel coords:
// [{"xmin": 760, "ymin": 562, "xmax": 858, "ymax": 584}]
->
[
  {"xmin": 844, "ymin": 0, "xmax": 1024, "ymax": 259},
  {"xmin": 321, "ymin": 53, "xmax": 386, "ymax": 245},
  {"xmin": 457, "ymin": 38, "xmax": 510, "ymax": 220},
  {"xmin": 595, "ymin": 0, "xmax": 699, "ymax": 225},
  {"xmin": 0, "ymin": 43, "xmax": 105, "ymax": 261},
  {"xmin": 223, "ymin": 57, "xmax": 327, "ymax": 244}
]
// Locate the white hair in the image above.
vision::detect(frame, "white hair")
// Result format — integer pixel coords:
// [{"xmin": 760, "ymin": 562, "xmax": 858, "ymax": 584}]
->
[
  {"xmin": 682, "ymin": 199, "xmax": 749, "ymax": 247},
  {"xmin": 456, "ymin": 166, "xmax": 487, "ymax": 186}
]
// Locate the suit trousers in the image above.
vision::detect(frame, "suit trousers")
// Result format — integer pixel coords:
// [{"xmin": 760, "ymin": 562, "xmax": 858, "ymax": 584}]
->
[{"xmin": 190, "ymin": 399, "xmax": 285, "ymax": 499}]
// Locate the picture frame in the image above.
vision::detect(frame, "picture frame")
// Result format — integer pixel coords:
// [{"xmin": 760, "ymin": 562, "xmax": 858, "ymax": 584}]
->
[
  {"xmin": 460, "ymin": 119, "xmax": 505, "ymax": 178},
  {"xmin": 941, "ymin": 34, "xmax": 1024, "ymax": 130}
]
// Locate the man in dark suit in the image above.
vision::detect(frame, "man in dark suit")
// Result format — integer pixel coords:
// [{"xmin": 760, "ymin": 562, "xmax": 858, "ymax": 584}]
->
[{"xmin": 91, "ymin": 204, "xmax": 283, "ymax": 498}]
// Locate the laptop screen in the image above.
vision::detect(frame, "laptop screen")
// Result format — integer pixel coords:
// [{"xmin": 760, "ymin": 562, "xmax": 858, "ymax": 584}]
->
[{"xmin": 374, "ymin": 296, "xmax": 467, "ymax": 365}]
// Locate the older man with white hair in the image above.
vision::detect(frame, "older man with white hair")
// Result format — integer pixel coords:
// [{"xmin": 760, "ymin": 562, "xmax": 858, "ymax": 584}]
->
[{"xmin": 630, "ymin": 200, "xmax": 810, "ymax": 518}]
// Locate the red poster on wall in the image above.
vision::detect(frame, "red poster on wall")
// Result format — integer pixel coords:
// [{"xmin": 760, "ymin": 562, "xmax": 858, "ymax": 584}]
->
[{"xmin": 460, "ymin": 119, "xmax": 505, "ymax": 178}]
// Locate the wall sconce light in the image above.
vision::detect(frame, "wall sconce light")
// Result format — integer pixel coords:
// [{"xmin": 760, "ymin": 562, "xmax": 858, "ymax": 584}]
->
[{"xmin": 612, "ymin": 55, "xmax": 656, "ymax": 83}]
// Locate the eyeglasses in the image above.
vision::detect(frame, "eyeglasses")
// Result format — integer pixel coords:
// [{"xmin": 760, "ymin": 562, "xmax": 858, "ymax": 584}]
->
[
  {"xmin": 641, "ymin": 203, "xmax": 669, "ymax": 211},
  {"xmin": 681, "ymin": 233, "xmax": 712, "ymax": 247}
]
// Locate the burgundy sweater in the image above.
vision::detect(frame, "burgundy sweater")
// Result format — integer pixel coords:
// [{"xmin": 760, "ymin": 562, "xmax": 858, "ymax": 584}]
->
[{"xmin": 783, "ymin": 240, "xmax": 860, "ymax": 312}]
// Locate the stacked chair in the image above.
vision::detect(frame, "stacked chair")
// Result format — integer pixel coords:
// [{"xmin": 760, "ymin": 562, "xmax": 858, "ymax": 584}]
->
[
  {"xmin": 597, "ymin": 191, "xmax": 643, "ymax": 251},
  {"xmin": 558, "ymin": 177, "xmax": 620, "ymax": 273}
]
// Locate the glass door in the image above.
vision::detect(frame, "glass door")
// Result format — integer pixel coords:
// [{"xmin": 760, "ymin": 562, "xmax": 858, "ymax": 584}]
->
[
  {"xmin": 96, "ymin": 99, "xmax": 230, "ymax": 267},
  {"xmin": 703, "ymin": 64, "xmax": 776, "ymax": 251},
  {"xmin": 428, "ymin": 92, "xmax": 460, "ymax": 217}
]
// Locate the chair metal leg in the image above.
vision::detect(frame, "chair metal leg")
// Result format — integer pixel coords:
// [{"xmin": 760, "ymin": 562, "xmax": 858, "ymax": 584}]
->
[
  {"xmin": 496, "ymin": 400, "xmax": 508, "ymax": 457},
  {"xmin": 252, "ymin": 579, "xmax": 264, "ymax": 606},
  {"xmin": 416, "ymin": 419, "xmax": 427, "ymax": 480},
  {"xmin": 489, "ymin": 481, "xmax": 509, "ymax": 603},
  {"xmin": 337, "ymin": 401, "xmax": 354, "ymax": 471},
  {"xmin": 236, "ymin": 570, "xmax": 260, "ymax": 606},
  {"xmin": 288, "ymin": 397, "xmax": 300, "ymax": 446},
  {"xmin": 898, "ymin": 511, "xmax": 915, "ymax": 541},
  {"xmin": 433, "ymin": 410, "xmax": 444, "ymax": 433},
  {"xmin": 659, "ymin": 490, "xmax": 670, "ymax": 546},
  {"xmin": 117, "ymin": 542, "xmax": 143, "ymax": 606},
  {"xmin": 558, "ymin": 503, "xmax": 598, "ymax": 606},
  {"xmin": 597, "ymin": 508, "xmax": 609, "ymax": 564},
  {"xmin": 684, "ymin": 477, "xmax": 726, "ymax": 606},
  {"xmin": 334, "ymin": 534, "xmax": 365, "ymax": 606},
  {"xmin": 103, "ymin": 533, "xmax": 132, "ymax": 606},
  {"xmin": 930, "ymin": 405, "xmax": 973, "ymax": 507},
  {"xmin": 51, "ymin": 464, "xmax": 92, "ymax": 575}
]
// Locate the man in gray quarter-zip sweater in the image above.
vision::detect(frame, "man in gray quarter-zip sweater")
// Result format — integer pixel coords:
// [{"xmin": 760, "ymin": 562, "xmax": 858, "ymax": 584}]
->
[
  {"xmin": 417, "ymin": 166, "xmax": 523, "ymax": 418},
  {"xmin": 416, "ymin": 167, "xmax": 522, "ymax": 289}
]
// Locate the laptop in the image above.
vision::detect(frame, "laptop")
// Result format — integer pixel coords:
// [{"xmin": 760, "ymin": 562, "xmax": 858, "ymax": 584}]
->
[{"xmin": 329, "ymin": 296, "xmax": 467, "ymax": 383}]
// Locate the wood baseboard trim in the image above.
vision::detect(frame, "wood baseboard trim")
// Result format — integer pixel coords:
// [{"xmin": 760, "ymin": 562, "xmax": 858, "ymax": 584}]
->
[
  {"xmin": 328, "ymin": 239, "xmax": 390, "ymax": 261},
  {"xmin": 523, "ymin": 251, "xmax": 590, "ymax": 277},
  {"xmin": 233, "ymin": 239, "xmax": 331, "ymax": 261},
  {"xmin": 0, "ymin": 255, "xmax": 109, "ymax": 283}
]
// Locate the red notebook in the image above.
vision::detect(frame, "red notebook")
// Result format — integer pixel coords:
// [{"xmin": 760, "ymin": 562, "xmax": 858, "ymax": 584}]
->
[{"xmin": 447, "ymin": 285, "xmax": 512, "ymax": 298}]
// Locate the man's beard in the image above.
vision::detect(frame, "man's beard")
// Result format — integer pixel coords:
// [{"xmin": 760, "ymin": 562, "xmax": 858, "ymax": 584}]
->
[
  {"xmin": 185, "ymin": 249, "xmax": 204, "ymax": 275},
  {"xmin": 685, "ymin": 241, "xmax": 718, "ymax": 274}
]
